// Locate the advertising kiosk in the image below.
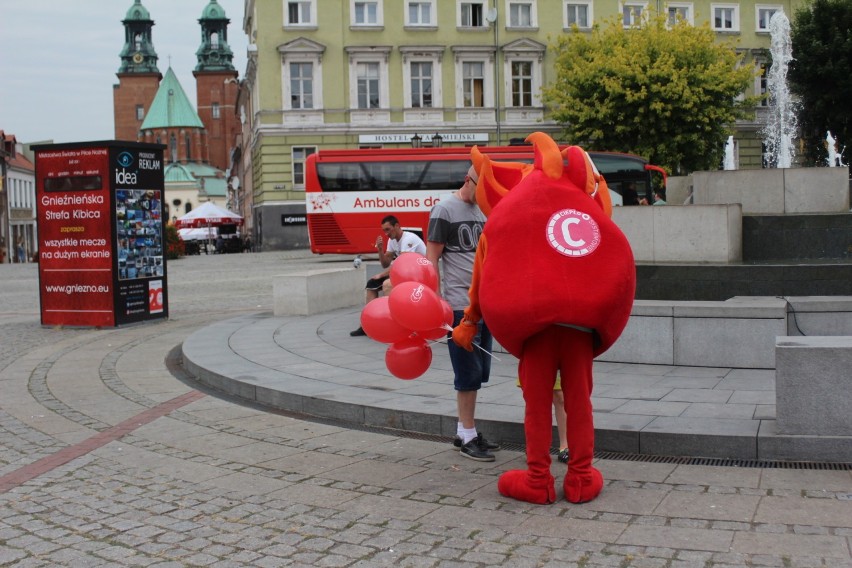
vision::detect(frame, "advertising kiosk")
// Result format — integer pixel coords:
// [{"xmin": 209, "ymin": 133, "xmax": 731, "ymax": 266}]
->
[{"xmin": 33, "ymin": 141, "xmax": 168, "ymax": 327}]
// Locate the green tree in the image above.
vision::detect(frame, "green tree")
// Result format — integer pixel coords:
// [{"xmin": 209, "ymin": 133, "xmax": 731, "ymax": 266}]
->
[
  {"xmin": 789, "ymin": 0, "xmax": 852, "ymax": 166},
  {"xmin": 542, "ymin": 14, "xmax": 758, "ymax": 175}
]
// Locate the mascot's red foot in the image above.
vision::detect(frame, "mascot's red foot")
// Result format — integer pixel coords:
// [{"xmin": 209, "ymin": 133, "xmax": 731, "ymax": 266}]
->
[
  {"xmin": 564, "ymin": 466, "xmax": 603, "ymax": 504},
  {"xmin": 498, "ymin": 469, "xmax": 556, "ymax": 505}
]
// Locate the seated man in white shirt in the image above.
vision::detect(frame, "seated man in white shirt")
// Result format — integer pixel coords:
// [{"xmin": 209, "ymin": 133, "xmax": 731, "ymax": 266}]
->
[{"xmin": 350, "ymin": 215, "xmax": 427, "ymax": 336}]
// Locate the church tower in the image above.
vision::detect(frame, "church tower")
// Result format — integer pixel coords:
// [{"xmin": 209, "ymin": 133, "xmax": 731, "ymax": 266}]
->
[
  {"xmin": 193, "ymin": 0, "xmax": 239, "ymax": 172},
  {"xmin": 113, "ymin": 0, "xmax": 162, "ymax": 142}
]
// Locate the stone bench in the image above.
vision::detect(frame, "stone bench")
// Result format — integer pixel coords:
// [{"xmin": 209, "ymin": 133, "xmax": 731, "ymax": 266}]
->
[
  {"xmin": 598, "ymin": 297, "xmax": 788, "ymax": 369},
  {"xmin": 273, "ymin": 267, "xmax": 364, "ymax": 316},
  {"xmin": 595, "ymin": 296, "xmax": 852, "ymax": 369},
  {"xmin": 775, "ymin": 336, "xmax": 852, "ymax": 436}
]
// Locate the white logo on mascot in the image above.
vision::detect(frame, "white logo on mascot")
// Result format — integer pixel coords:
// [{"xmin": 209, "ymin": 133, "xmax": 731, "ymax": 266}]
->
[{"xmin": 546, "ymin": 208, "xmax": 601, "ymax": 257}]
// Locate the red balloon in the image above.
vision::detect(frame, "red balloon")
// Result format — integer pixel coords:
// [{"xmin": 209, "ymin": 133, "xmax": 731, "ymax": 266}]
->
[
  {"xmin": 417, "ymin": 301, "xmax": 454, "ymax": 341},
  {"xmin": 389, "ymin": 281, "xmax": 445, "ymax": 331},
  {"xmin": 390, "ymin": 253, "xmax": 439, "ymax": 291},
  {"xmin": 418, "ymin": 326, "xmax": 450, "ymax": 341},
  {"xmin": 385, "ymin": 337, "xmax": 433, "ymax": 380},
  {"xmin": 440, "ymin": 299, "xmax": 453, "ymax": 328},
  {"xmin": 361, "ymin": 297, "xmax": 412, "ymax": 343}
]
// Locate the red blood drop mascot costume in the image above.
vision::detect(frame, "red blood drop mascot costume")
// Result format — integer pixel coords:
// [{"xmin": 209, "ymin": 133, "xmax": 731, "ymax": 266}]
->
[{"xmin": 452, "ymin": 132, "xmax": 636, "ymax": 504}]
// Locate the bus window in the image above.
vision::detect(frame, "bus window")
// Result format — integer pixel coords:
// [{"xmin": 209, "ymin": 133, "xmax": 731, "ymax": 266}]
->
[{"xmin": 306, "ymin": 147, "xmax": 665, "ymax": 254}]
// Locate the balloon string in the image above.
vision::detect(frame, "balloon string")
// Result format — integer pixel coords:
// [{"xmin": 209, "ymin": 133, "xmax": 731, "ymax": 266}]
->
[{"xmin": 432, "ymin": 324, "xmax": 502, "ymax": 361}]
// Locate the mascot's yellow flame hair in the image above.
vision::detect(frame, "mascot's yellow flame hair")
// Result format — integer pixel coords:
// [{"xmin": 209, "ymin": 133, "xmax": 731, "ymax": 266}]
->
[{"xmin": 471, "ymin": 131, "xmax": 612, "ymax": 218}]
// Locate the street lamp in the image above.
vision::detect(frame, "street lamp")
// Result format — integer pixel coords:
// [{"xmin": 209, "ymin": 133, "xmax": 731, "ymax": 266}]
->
[
  {"xmin": 431, "ymin": 132, "xmax": 443, "ymax": 148},
  {"xmin": 486, "ymin": 4, "xmax": 501, "ymax": 146},
  {"xmin": 411, "ymin": 133, "xmax": 422, "ymax": 148}
]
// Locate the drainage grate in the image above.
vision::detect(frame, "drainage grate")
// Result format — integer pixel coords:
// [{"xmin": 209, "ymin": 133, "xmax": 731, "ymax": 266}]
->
[
  {"xmin": 169, "ymin": 347, "xmax": 852, "ymax": 472},
  {"xmin": 593, "ymin": 451, "xmax": 852, "ymax": 471}
]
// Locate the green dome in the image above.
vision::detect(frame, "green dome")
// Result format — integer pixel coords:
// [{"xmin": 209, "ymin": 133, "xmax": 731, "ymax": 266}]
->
[
  {"xmin": 124, "ymin": 0, "xmax": 151, "ymax": 21},
  {"xmin": 201, "ymin": 0, "xmax": 226, "ymax": 20}
]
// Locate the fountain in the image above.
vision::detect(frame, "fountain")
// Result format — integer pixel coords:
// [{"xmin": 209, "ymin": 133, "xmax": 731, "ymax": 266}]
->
[
  {"xmin": 723, "ymin": 136, "xmax": 736, "ymax": 170},
  {"xmin": 825, "ymin": 131, "xmax": 847, "ymax": 167},
  {"xmin": 762, "ymin": 11, "xmax": 797, "ymax": 168}
]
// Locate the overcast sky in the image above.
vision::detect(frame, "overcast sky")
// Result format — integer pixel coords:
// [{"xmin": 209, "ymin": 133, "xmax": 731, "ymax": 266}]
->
[{"xmin": 0, "ymin": 0, "xmax": 248, "ymax": 144}]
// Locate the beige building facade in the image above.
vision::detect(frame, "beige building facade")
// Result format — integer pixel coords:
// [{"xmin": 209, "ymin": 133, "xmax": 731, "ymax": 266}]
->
[{"xmin": 239, "ymin": 0, "xmax": 802, "ymax": 250}]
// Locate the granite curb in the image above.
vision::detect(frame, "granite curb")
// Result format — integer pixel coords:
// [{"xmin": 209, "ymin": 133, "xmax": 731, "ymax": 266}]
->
[{"xmin": 181, "ymin": 308, "xmax": 852, "ymax": 463}]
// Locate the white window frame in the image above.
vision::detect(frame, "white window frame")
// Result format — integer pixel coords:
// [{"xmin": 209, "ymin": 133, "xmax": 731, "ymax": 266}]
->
[
  {"xmin": 346, "ymin": 50, "xmax": 391, "ymax": 110},
  {"xmin": 621, "ymin": 1, "xmax": 648, "ymax": 28},
  {"xmin": 755, "ymin": 4, "xmax": 783, "ymax": 31},
  {"xmin": 400, "ymin": 47, "xmax": 444, "ymax": 117},
  {"xmin": 711, "ymin": 3, "xmax": 740, "ymax": 32},
  {"xmin": 502, "ymin": 40, "xmax": 545, "ymax": 111},
  {"xmin": 405, "ymin": 0, "xmax": 436, "ymax": 27},
  {"xmin": 506, "ymin": 0, "xmax": 537, "ymax": 29},
  {"xmin": 458, "ymin": 0, "xmax": 487, "ymax": 28},
  {"xmin": 288, "ymin": 61, "xmax": 315, "ymax": 109},
  {"xmin": 212, "ymin": 102, "xmax": 220, "ymax": 119},
  {"xmin": 508, "ymin": 60, "xmax": 534, "ymax": 107},
  {"xmin": 563, "ymin": 0, "xmax": 593, "ymax": 29},
  {"xmin": 281, "ymin": 41, "xmax": 324, "ymax": 113},
  {"xmin": 292, "ymin": 146, "xmax": 317, "ymax": 190},
  {"xmin": 409, "ymin": 61, "xmax": 434, "ymax": 108},
  {"xmin": 351, "ymin": 0, "xmax": 383, "ymax": 27},
  {"xmin": 666, "ymin": 2, "xmax": 694, "ymax": 26},
  {"xmin": 355, "ymin": 62, "xmax": 381, "ymax": 109},
  {"xmin": 755, "ymin": 58, "xmax": 769, "ymax": 106},
  {"xmin": 284, "ymin": 0, "xmax": 316, "ymax": 28}
]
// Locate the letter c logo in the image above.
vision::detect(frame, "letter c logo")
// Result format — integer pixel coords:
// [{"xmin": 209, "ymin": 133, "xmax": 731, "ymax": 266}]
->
[{"xmin": 546, "ymin": 209, "xmax": 601, "ymax": 257}]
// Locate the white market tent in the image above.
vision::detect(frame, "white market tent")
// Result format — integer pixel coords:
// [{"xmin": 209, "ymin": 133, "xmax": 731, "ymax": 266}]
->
[
  {"xmin": 174, "ymin": 201, "xmax": 243, "ymax": 229},
  {"xmin": 178, "ymin": 227, "xmax": 217, "ymax": 241}
]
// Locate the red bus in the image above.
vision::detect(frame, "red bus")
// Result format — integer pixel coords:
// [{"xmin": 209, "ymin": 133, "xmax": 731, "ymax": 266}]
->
[{"xmin": 305, "ymin": 146, "xmax": 665, "ymax": 255}]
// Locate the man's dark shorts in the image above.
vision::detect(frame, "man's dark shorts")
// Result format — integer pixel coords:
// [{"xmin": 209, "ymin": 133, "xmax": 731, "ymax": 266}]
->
[
  {"xmin": 365, "ymin": 274, "xmax": 389, "ymax": 291},
  {"xmin": 448, "ymin": 310, "xmax": 492, "ymax": 391}
]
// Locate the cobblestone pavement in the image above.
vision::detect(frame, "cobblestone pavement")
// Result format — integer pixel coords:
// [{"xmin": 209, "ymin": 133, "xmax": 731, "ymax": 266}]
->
[{"xmin": 1, "ymin": 253, "xmax": 851, "ymax": 567}]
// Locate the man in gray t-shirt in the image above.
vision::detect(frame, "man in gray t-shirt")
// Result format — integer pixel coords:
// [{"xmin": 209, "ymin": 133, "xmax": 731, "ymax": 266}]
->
[{"xmin": 426, "ymin": 165, "xmax": 499, "ymax": 462}]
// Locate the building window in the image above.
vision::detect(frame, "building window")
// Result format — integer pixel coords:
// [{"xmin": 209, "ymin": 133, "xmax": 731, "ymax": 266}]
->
[
  {"xmin": 622, "ymin": 2, "xmax": 647, "ymax": 28},
  {"xmin": 406, "ymin": 0, "xmax": 435, "ymax": 25},
  {"xmin": 667, "ymin": 3, "xmax": 693, "ymax": 25},
  {"xmin": 290, "ymin": 62, "xmax": 314, "ymax": 109},
  {"xmin": 462, "ymin": 61, "xmax": 485, "ymax": 107},
  {"xmin": 410, "ymin": 62, "xmax": 433, "ymax": 107},
  {"xmin": 356, "ymin": 62, "xmax": 381, "ymax": 109},
  {"xmin": 459, "ymin": 1, "xmax": 486, "ymax": 27},
  {"xmin": 756, "ymin": 60, "xmax": 769, "ymax": 106},
  {"xmin": 136, "ymin": 105, "xmax": 145, "ymax": 120},
  {"xmin": 185, "ymin": 134, "xmax": 192, "ymax": 161},
  {"xmin": 510, "ymin": 61, "xmax": 533, "ymax": 107},
  {"xmin": 564, "ymin": 1, "xmax": 592, "ymax": 28},
  {"xmin": 402, "ymin": 48, "xmax": 443, "ymax": 110},
  {"xmin": 285, "ymin": 0, "xmax": 315, "ymax": 26},
  {"xmin": 507, "ymin": 0, "xmax": 535, "ymax": 28},
  {"xmin": 712, "ymin": 4, "xmax": 739, "ymax": 31},
  {"xmin": 756, "ymin": 5, "xmax": 782, "ymax": 31},
  {"xmin": 169, "ymin": 134, "xmax": 177, "ymax": 163},
  {"xmin": 212, "ymin": 102, "xmax": 220, "ymax": 119},
  {"xmin": 352, "ymin": 0, "xmax": 382, "ymax": 26},
  {"xmin": 292, "ymin": 146, "xmax": 316, "ymax": 189},
  {"xmin": 280, "ymin": 38, "xmax": 325, "ymax": 112}
]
